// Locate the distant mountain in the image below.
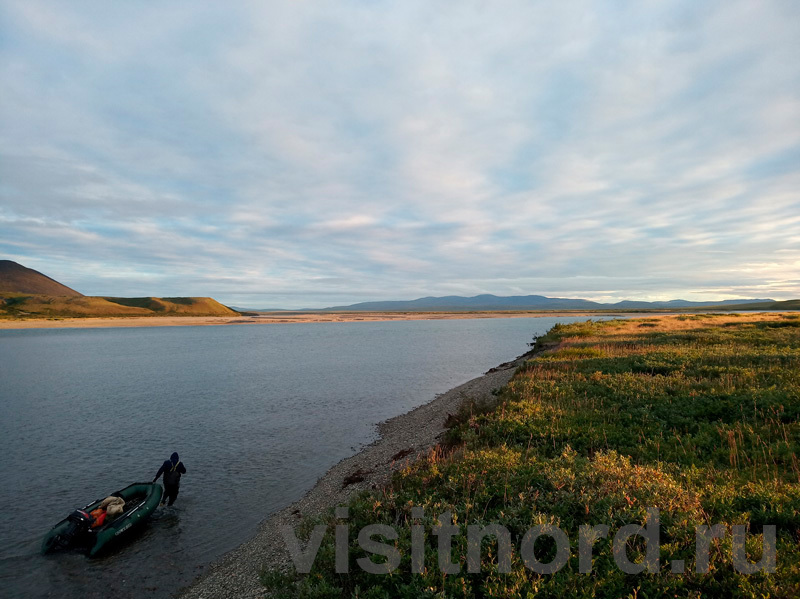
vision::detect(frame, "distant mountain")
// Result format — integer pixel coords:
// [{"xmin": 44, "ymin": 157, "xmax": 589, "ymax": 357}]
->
[
  {"xmin": 319, "ymin": 294, "xmax": 777, "ymax": 312},
  {"xmin": 0, "ymin": 260, "xmax": 83, "ymax": 296},
  {"xmin": 707, "ymin": 299, "xmax": 800, "ymax": 311},
  {"xmin": 229, "ymin": 306, "xmax": 290, "ymax": 313},
  {"xmin": 608, "ymin": 298, "xmax": 777, "ymax": 309}
]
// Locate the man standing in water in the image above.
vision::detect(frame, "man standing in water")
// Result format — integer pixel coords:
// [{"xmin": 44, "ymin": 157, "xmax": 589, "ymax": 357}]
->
[{"xmin": 153, "ymin": 452, "xmax": 187, "ymax": 506}]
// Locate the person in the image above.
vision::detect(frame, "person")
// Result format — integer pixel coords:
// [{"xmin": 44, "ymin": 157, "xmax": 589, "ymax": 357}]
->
[{"xmin": 153, "ymin": 452, "xmax": 187, "ymax": 506}]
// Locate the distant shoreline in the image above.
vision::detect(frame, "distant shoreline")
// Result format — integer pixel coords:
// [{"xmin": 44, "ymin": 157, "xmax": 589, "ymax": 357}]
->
[{"xmin": 0, "ymin": 311, "xmax": 633, "ymax": 330}]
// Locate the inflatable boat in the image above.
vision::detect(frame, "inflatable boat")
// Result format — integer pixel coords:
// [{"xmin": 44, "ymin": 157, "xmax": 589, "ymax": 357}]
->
[{"xmin": 42, "ymin": 482, "xmax": 163, "ymax": 557}]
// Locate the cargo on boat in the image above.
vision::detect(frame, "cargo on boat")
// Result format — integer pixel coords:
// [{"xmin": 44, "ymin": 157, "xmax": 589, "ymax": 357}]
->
[{"xmin": 42, "ymin": 482, "xmax": 163, "ymax": 557}]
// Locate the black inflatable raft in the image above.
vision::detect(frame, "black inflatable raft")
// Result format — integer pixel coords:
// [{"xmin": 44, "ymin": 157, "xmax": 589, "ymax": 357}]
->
[{"xmin": 42, "ymin": 482, "xmax": 163, "ymax": 557}]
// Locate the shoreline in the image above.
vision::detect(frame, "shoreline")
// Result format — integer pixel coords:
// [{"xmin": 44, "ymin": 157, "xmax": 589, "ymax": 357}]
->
[
  {"xmin": 178, "ymin": 348, "xmax": 539, "ymax": 598},
  {"xmin": 0, "ymin": 311, "xmax": 626, "ymax": 330}
]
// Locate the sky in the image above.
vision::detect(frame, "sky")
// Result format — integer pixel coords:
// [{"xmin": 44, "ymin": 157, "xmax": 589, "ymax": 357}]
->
[{"xmin": 1, "ymin": 1, "xmax": 798, "ymax": 309}]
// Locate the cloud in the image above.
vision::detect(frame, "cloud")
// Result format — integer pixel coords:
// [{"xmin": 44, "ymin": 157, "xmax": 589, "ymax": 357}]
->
[{"xmin": 1, "ymin": 0, "xmax": 798, "ymax": 307}]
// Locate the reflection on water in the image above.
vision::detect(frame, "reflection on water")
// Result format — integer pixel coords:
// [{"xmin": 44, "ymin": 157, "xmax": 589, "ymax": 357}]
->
[{"xmin": 0, "ymin": 317, "xmax": 601, "ymax": 598}]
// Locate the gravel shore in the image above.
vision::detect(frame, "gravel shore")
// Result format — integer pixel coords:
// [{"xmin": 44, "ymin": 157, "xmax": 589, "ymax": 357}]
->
[{"xmin": 179, "ymin": 350, "xmax": 536, "ymax": 599}]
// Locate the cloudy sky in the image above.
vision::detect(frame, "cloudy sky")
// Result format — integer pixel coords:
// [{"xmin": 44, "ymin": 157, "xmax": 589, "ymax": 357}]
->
[{"xmin": 1, "ymin": 1, "xmax": 798, "ymax": 308}]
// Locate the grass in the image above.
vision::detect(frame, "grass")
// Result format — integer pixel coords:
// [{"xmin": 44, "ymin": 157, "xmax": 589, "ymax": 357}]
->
[{"xmin": 262, "ymin": 313, "xmax": 800, "ymax": 598}]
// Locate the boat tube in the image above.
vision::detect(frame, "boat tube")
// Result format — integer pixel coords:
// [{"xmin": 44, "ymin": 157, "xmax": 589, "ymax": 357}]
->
[{"xmin": 42, "ymin": 482, "xmax": 163, "ymax": 557}]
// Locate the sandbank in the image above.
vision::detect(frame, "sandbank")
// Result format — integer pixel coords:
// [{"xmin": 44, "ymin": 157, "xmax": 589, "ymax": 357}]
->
[{"xmin": 0, "ymin": 311, "xmax": 623, "ymax": 330}]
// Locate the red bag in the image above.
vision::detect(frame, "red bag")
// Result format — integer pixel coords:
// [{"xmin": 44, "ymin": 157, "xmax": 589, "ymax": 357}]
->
[{"xmin": 89, "ymin": 508, "xmax": 107, "ymax": 528}]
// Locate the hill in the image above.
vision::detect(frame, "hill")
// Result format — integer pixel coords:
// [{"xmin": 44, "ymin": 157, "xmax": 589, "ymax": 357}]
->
[
  {"xmin": 0, "ymin": 294, "xmax": 239, "ymax": 318},
  {"xmin": 319, "ymin": 294, "xmax": 777, "ymax": 312},
  {"xmin": 708, "ymin": 299, "xmax": 800, "ymax": 311},
  {"xmin": 0, "ymin": 260, "xmax": 83, "ymax": 296},
  {"xmin": 0, "ymin": 260, "xmax": 239, "ymax": 318},
  {"xmin": 103, "ymin": 296, "xmax": 239, "ymax": 316}
]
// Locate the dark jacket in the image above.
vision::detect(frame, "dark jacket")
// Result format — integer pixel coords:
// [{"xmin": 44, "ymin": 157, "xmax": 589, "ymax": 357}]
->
[{"xmin": 154, "ymin": 452, "xmax": 186, "ymax": 487}]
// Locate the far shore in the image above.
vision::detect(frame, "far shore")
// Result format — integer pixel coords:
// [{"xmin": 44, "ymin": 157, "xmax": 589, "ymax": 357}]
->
[{"xmin": 0, "ymin": 310, "xmax": 634, "ymax": 330}]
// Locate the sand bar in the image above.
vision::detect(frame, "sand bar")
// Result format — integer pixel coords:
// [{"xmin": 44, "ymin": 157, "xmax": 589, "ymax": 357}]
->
[{"xmin": 0, "ymin": 311, "xmax": 626, "ymax": 330}]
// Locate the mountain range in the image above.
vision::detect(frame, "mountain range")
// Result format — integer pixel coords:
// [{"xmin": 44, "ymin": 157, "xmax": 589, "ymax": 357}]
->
[
  {"xmin": 316, "ymin": 294, "xmax": 778, "ymax": 312},
  {"xmin": 3, "ymin": 259, "xmax": 796, "ymax": 315}
]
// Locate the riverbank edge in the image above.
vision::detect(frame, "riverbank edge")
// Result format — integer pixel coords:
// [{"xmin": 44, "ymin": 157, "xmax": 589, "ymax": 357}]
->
[{"xmin": 178, "ymin": 346, "xmax": 544, "ymax": 599}]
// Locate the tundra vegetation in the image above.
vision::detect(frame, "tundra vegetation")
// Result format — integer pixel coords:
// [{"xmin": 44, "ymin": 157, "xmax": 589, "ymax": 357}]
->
[{"xmin": 263, "ymin": 313, "xmax": 800, "ymax": 598}]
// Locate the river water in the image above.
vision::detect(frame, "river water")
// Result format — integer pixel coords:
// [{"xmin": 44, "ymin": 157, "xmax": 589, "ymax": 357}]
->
[{"xmin": 0, "ymin": 316, "xmax": 598, "ymax": 598}]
